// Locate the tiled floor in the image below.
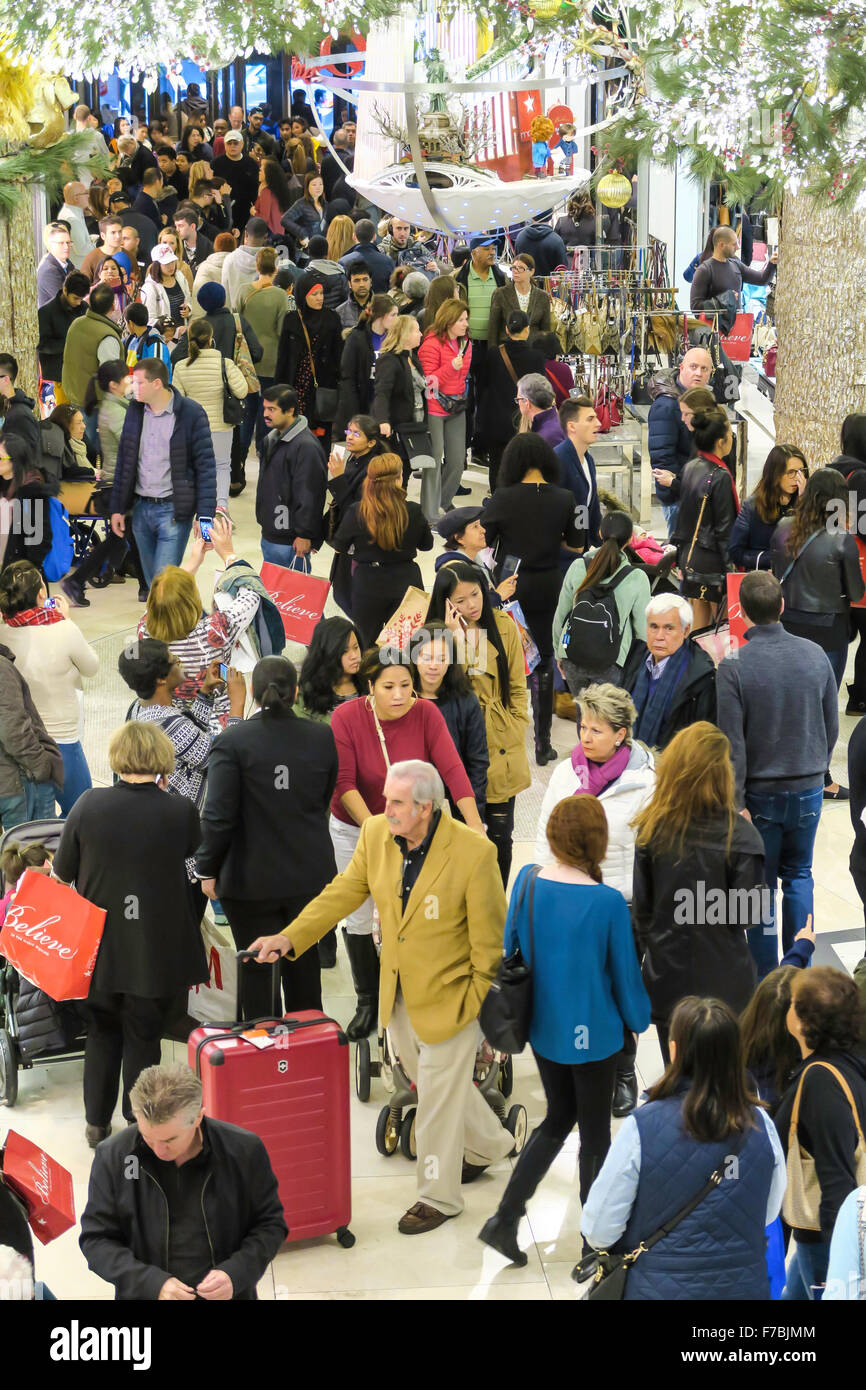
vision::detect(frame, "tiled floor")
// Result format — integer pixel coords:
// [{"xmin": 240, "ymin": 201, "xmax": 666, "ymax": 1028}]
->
[{"xmin": 4, "ymin": 379, "xmax": 862, "ymax": 1300}]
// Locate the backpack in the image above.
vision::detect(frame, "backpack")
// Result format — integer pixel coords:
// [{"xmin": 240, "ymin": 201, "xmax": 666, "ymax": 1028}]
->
[
  {"xmin": 42, "ymin": 497, "xmax": 73, "ymax": 582},
  {"xmin": 562, "ymin": 564, "xmax": 633, "ymax": 672}
]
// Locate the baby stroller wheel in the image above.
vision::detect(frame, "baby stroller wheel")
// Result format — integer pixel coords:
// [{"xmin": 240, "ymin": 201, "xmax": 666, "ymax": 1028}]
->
[
  {"xmin": 375, "ymin": 1105, "xmax": 400, "ymax": 1156},
  {"xmin": 355, "ymin": 1038, "xmax": 371, "ymax": 1102},
  {"xmin": 0, "ymin": 1027, "xmax": 18, "ymax": 1107},
  {"xmin": 498, "ymin": 1055, "xmax": 514, "ymax": 1099},
  {"xmin": 506, "ymin": 1104, "xmax": 527, "ymax": 1154},
  {"xmin": 87, "ymin": 562, "xmax": 114, "ymax": 589},
  {"xmin": 399, "ymin": 1108, "xmax": 417, "ymax": 1160}
]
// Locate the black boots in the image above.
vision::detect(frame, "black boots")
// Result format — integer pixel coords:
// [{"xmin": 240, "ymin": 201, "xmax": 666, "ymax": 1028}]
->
[
  {"xmin": 318, "ymin": 928, "xmax": 338, "ymax": 969},
  {"xmin": 344, "ymin": 931, "xmax": 380, "ymax": 1041},
  {"xmin": 530, "ymin": 664, "xmax": 557, "ymax": 765},
  {"xmin": 578, "ymin": 1149, "xmax": 607, "ymax": 1206},
  {"xmin": 478, "ymin": 1130, "xmax": 562, "ymax": 1266},
  {"xmin": 612, "ymin": 1070, "xmax": 638, "ymax": 1118}
]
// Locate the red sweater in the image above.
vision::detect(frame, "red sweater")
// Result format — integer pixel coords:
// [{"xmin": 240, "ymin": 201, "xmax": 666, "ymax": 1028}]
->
[
  {"xmin": 330, "ymin": 697, "xmax": 474, "ymax": 823},
  {"xmin": 418, "ymin": 334, "xmax": 472, "ymax": 417}
]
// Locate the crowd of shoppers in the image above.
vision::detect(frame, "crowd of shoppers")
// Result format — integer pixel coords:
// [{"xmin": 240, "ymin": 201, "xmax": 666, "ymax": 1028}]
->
[{"xmin": 4, "ymin": 97, "xmax": 866, "ymax": 1309}]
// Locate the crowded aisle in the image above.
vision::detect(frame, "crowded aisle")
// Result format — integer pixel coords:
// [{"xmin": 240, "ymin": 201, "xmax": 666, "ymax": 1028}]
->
[{"xmin": 1, "ymin": 31, "xmax": 866, "ymax": 1312}]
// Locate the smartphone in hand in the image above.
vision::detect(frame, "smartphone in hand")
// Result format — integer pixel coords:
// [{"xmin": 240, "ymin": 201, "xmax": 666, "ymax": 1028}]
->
[{"xmin": 199, "ymin": 516, "xmax": 213, "ymax": 542}]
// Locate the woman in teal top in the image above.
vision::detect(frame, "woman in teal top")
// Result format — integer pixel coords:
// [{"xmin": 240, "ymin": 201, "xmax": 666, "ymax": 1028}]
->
[
  {"xmin": 553, "ymin": 511, "xmax": 651, "ymax": 701},
  {"xmin": 479, "ymin": 794, "xmax": 650, "ymax": 1268}
]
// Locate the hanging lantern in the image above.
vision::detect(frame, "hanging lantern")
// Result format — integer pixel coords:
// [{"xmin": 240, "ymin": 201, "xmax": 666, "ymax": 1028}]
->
[{"xmin": 597, "ymin": 171, "xmax": 632, "ymax": 207}]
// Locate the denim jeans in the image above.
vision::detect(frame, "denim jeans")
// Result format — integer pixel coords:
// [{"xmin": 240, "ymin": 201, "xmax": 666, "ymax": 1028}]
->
[
  {"xmin": 745, "ymin": 784, "xmax": 824, "ymax": 979},
  {"xmin": 24, "ymin": 779, "xmax": 59, "ymax": 821},
  {"xmin": 57, "ymin": 741, "xmax": 93, "ymax": 816},
  {"xmin": 825, "ymin": 644, "xmax": 847, "ymax": 690},
  {"xmin": 132, "ymin": 498, "xmax": 192, "ymax": 589},
  {"xmin": 0, "ymin": 789, "xmax": 30, "ymax": 833},
  {"xmin": 212, "ymin": 431, "xmax": 233, "ymax": 509},
  {"xmin": 660, "ymin": 501, "xmax": 679, "ymax": 538},
  {"xmin": 781, "ymin": 1240, "xmax": 829, "ymax": 1301},
  {"xmin": 260, "ymin": 538, "xmax": 311, "ymax": 573}
]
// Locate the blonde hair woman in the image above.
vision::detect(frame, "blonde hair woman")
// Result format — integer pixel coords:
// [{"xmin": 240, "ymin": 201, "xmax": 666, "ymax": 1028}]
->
[
  {"xmin": 52, "ymin": 719, "xmax": 207, "ymax": 1148},
  {"xmin": 372, "ymin": 313, "xmax": 426, "ymax": 451},
  {"xmin": 138, "ymin": 514, "xmax": 262, "ymax": 732},
  {"xmin": 331, "ymin": 451, "xmax": 433, "ymax": 645},
  {"xmin": 172, "ymin": 319, "xmax": 247, "ymax": 514},
  {"xmin": 327, "ymin": 214, "xmax": 355, "ymax": 264}
]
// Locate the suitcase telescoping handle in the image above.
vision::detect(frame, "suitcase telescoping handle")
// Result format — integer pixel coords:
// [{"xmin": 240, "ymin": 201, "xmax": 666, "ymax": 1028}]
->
[
  {"xmin": 236, "ymin": 947, "xmax": 282, "ymax": 1021},
  {"xmin": 193, "ymin": 951, "xmax": 348, "ymax": 1076}
]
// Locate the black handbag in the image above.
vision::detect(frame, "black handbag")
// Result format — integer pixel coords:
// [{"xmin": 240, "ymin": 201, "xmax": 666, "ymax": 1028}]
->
[
  {"xmin": 479, "ymin": 866, "xmax": 539, "ymax": 1054},
  {"xmin": 300, "ymin": 317, "xmax": 339, "ymax": 422},
  {"xmin": 395, "ymin": 423, "xmax": 436, "ymax": 471},
  {"xmin": 574, "ymin": 1127, "xmax": 747, "ymax": 1300},
  {"xmin": 221, "ymin": 354, "xmax": 244, "ymax": 426}
]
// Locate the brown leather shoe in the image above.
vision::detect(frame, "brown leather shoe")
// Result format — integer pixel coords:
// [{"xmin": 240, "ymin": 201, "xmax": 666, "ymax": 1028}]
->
[
  {"xmin": 554, "ymin": 690, "xmax": 577, "ymax": 722},
  {"xmin": 397, "ymin": 1202, "xmax": 457, "ymax": 1235}
]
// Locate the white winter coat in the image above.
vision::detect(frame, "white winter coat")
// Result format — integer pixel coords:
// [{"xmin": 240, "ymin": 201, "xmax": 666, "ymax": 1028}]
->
[
  {"xmin": 140, "ymin": 273, "xmax": 192, "ymax": 326},
  {"xmin": 534, "ymin": 741, "xmax": 656, "ymax": 901}
]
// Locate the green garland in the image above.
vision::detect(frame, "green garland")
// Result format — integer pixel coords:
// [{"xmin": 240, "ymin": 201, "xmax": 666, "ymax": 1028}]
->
[
  {"xmin": 0, "ymin": 131, "xmax": 109, "ymax": 220},
  {"xmin": 574, "ymin": 0, "xmax": 866, "ymax": 209}
]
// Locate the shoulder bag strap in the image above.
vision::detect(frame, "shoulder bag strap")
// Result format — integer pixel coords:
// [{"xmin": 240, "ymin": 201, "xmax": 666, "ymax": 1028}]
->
[
  {"xmin": 367, "ymin": 696, "xmax": 391, "ymax": 773},
  {"xmin": 499, "ymin": 343, "xmax": 519, "ymax": 385},
  {"xmin": 684, "ymin": 472, "xmax": 714, "ymax": 570},
  {"xmin": 299, "ymin": 316, "xmax": 319, "ymax": 388},
  {"xmin": 800, "ymin": 1061, "xmax": 866, "ymax": 1147},
  {"xmin": 778, "ymin": 528, "xmax": 822, "ymax": 586},
  {"xmin": 522, "ymin": 864, "xmax": 540, "ymax": 969},
  {"xmin": 630, "ymin": 1122, "xmax": 748, "ymax": 1262}
]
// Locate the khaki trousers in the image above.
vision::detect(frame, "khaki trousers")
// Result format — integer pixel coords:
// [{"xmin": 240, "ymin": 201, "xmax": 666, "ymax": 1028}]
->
[{"xmin": 388, "ymin": 987, "xmax": 514, "ymax": 1216}]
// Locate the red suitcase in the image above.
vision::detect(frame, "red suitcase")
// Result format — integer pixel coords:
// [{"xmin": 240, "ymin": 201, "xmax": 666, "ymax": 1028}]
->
[{"xmin": 189, "ymin": 958, "xmax": 354, "ymax": 1249}]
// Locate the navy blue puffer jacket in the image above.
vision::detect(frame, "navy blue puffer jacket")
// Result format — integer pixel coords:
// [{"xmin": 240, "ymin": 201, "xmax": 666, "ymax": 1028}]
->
[
  {"xmin": 109, "ymin": 388, "xmax": 216, "ymax": 523},
  {"xmin": 647, "ymin": 385, "xmax": 694, "ymax": 504}
]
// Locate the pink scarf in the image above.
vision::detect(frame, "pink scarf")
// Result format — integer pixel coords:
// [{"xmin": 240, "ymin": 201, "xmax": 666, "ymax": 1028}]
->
[{"xmin": 571, "ymin": 740, "xmax": 631, "ymax": 797}]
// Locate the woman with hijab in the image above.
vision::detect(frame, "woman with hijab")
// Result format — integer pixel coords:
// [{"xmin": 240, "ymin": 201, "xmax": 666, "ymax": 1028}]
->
[{"xmin": 274, "ymin": 268, "xmax": 343, "ymax": 455}]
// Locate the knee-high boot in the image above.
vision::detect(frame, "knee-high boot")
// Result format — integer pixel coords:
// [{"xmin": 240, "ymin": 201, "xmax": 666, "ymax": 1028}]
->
[
  {"xmin": 478, "ymin": 1129, "xmax": 564, "ymax": 1266},
  {"xmin": 343, "ymin": 931, "xmax": 380, "ymax": 1041},
  {"xmin": 532, "ymin": 661, "xmax": 557, "ymax": 765}
]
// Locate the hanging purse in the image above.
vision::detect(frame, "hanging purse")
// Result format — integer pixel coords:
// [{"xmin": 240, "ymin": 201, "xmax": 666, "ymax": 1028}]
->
[
  {"xmin": 220, "ymin": 353, "xmax": 244, "ymax": 426},
  {"xmin": 479, "ymin": 866, "xmax": 539, "ymax": 1054},
  {"xmin": 783, "ymin": 1061, "xmax": 866, "ymax": 1231},
  {"xmin": 300, "ymin": 317, "xmax": 339, "ymax": 422},
  {"xmin": 576, "ymin": 1127, "xmax": 747, "ymax": 1300}
]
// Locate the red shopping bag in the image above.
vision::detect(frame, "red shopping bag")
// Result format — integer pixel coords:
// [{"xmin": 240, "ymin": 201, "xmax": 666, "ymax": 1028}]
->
[
  {"xmin": 1, "ymin": 1131, "xmax": 76, "ymax": 1244},
  {"xmin": 0, "ymin": 869, "xmax": 105, "ymax": 1001},
  {"xmin": 720, "ymin": 312, "xmax": 754, "ymax": 363},
  {"xmin": 726, "ymin": 571, "xmax": 747, "ymax": 646},
  {"xmin": 260, "ymin": 562, "xmax": 331, "ymax": 644},
  {"xmin": 853, "ymin": 538, "xmax": 866, "ymax": 609}
]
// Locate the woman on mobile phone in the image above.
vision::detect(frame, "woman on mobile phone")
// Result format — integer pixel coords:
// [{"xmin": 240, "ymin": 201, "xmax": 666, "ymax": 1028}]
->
[
  {"xmin": 138, "ymin": 514, "xmax": 262, "ymax": 732},
  {"xmin": 324, "ymin": 415, "xmax": 387, "ymax": 617},
  {"xmin": 427, "ymin": 561, "xmax": 530, "ymax": 886}
]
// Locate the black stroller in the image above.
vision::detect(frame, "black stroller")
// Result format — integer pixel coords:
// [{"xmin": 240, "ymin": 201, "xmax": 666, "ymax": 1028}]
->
[{"xmin": 0, "ymin": 819, "xmax": 86, "ymax": 1107}]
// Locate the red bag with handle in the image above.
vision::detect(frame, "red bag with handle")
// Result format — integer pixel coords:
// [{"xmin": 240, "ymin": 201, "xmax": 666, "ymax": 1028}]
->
[
  {"xmin": 259, "ymin": 561, "xmax": 331, "ymax": 645},
  {"xmin": 0, "ymin": 869, "xmax": 105, "ymax": 1001},
  {"xmin": 1, "ymin": 1131, "xmax": 76, "ymax": 1244}
]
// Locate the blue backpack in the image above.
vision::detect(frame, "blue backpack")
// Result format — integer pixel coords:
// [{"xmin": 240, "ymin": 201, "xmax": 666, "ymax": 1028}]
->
[{"xmin": 42, "ymin": 497, "xmax": 74, "ymax": 583}]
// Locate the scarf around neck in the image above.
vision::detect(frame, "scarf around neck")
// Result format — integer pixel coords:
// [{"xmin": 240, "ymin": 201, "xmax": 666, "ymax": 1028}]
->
[
  {"xmin": 4, "ymin": 605, "xmax": 65, "ymax": 628},
  {"xmin": 571, "ymin": 739, "xmax": 631, "ymax": 797}
]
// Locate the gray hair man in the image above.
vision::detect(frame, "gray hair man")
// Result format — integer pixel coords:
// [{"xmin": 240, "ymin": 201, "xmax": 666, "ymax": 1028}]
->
[
  {"xmin": 79, "ymin": 1063, "xmax": 287, "ymax": 1301},
  {"xmin": 620, "ymin": 593, "xmax": 716, "ymax": 750},
  {"xmin": 516, "ymin": 373, "xmax": 565, "ymax": 446},
  {"xmin": 248, "ymin": 760, "xmax": 518, "ymax": 1235}
]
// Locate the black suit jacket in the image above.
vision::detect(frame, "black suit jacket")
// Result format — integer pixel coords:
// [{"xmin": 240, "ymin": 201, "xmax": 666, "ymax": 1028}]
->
[{"xmin": 195, "ymin": 711, "xmax": 338, "ymax": 900}]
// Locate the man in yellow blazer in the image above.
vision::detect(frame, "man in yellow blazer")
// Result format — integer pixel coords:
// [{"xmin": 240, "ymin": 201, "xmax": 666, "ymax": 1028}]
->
[{"xmin": 251, "ymin": 759, "xmax": 517, "ymax": 1233}]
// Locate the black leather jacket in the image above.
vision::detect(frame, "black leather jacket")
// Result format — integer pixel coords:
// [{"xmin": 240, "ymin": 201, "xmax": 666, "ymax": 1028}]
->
[
  {"xmin": 671, "ymin": 453, "xmax": 738, "ymax": 570},
  {"xmin": 771, "ymin": 518, "xmax": 864, "ymax": 614}
]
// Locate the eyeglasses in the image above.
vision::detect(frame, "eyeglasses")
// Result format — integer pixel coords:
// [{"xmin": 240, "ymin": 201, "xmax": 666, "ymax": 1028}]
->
[
  {"xmin": 516, "ymin": 395, "xmax": 528, "ymax": 404},
  {"xmin": 784, "ymin": 467, "xmax": 805, "ymax": 477}
]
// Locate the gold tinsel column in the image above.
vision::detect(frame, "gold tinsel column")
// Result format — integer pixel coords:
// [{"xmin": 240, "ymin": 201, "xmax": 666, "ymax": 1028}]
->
[
  {"xmin": 773, "ymin": 190, "xmax": 866, "ymax": 465},
  {"xmin": 0, "ymin": 193, "xmax": 39, "ymax": 400}
]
